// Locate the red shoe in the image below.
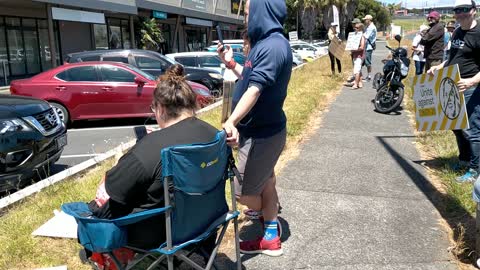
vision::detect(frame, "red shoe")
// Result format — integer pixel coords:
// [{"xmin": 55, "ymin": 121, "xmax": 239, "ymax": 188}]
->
[{"xmin": 240, "ymin": 236, "xmax": 283, "ymax": 256}]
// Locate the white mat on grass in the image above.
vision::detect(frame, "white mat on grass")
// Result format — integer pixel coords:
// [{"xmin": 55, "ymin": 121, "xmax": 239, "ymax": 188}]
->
[{"xmin": 32, "ymin": 210, "xmax": 77, "ymax": 239}]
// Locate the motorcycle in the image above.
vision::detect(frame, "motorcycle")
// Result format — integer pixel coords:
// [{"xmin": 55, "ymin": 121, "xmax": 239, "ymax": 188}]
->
[{"xmin": 373, "ymin": 34, "xmax": 410, "ymax": 114}]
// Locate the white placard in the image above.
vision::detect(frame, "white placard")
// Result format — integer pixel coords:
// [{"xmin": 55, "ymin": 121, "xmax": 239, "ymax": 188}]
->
[
  {"xmin": 32, "ymin": 210, "xmax": 77, "ymax": 239},
  {"xmin": 289, "ymin": 31, "xmax": 298, "ymax": 41},
  {"xmin": 345, "ymin": 32, "xmax": 362, "ymax": 51}
]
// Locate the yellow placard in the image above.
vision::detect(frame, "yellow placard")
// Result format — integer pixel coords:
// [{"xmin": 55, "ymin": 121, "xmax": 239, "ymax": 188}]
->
[{"xmin": 413, "ymin": 64, "xmax": 469, "ymax": 131}]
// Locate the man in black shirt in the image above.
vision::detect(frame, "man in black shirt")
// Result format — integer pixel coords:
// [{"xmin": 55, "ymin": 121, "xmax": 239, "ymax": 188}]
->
[
  {"xmin": 420, "ymin": 11, "xmax": 445, "ymax": 71},
  {"xmin": 428, "ymin": 0, "xmax": 480, "ymax": 182}
]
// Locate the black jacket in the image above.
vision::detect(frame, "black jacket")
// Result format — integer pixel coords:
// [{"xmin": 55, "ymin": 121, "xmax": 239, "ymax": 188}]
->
[{"xmin": 420, "ymin": 22, "xmax": 445, "ymax": 61}]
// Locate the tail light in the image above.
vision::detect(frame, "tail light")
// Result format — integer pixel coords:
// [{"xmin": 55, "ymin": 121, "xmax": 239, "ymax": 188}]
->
[{"xmin": 9, "ymin": 83, "xmax": 17, "ymax": 94}]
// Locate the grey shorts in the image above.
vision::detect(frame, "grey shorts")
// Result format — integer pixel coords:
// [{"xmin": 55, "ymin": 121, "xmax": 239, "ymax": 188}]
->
[
  {"xmin": 234, "ymin": 128, "xmax": 286, "ymax": 196},
  {"xmin": 364, "ymin": 50, "xmax": 373, "ymax": 67}
]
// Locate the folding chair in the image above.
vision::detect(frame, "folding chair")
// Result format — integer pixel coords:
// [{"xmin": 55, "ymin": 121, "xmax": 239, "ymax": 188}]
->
[{"xmin": 62, "ymin": 130, "xmax": 242, "ymax": 270}]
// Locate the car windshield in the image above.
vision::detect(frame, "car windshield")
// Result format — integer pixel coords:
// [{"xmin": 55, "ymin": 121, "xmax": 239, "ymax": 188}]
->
[{"xmin": 127, "ymin": 65, "xmax": 156, "ymax": 81}]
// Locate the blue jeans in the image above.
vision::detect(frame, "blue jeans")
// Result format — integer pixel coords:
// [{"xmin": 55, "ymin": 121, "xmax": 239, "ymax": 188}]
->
[
  {"xmin": 459, "ymin": 85, "xmax": 480, "ymax": 170},
  {"xmin": 414, "ymin": 61, "xmax": 425, "ymax": 75}
]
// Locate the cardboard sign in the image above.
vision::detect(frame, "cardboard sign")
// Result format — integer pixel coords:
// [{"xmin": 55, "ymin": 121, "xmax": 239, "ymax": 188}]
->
[
  {"xmin": 289, "ymin": 31, "xmax": 298, "ymax": 41},
  {"xmin": 345, "ymin": 32, "xmax": 362, "ymax": 51},
  {"xmin": 413, "ymin": 64, "xmax": 469, "ymax": 131},
  {"xmin": 221, "ymin": 81, "xmax": 234, "ymax": 123},
  {"xmin": 328, "ymin": 37, "xmax": 345, "ymax": 60}
]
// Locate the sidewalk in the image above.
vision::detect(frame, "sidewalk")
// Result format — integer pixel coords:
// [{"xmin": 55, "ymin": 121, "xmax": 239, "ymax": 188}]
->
[{"xmin": 234, "ymin": 42, "xmax": 458, "ymax": 269}]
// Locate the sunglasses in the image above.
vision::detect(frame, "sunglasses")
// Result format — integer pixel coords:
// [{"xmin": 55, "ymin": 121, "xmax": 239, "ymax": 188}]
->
[{"xmin": 453, "ymin": 7, "xmax": 473, "ymax": 14}]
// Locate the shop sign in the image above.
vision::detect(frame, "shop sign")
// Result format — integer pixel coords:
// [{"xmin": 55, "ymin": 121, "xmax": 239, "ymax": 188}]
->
[
  {"xmin": 231, "ymin": 0, "xmax": 244, "ymax": 15},
  {"xmin": 153, "ymin": 10, "xmax": 167, "ymax": 19},
  {"xmin": 183, "ymin": 0, "xmax": 207, "ymax": 12},
  {"xmin": 186, "ymin": 17, "xmax": 213, "ymax": 27},
  {"xmin": 51, "ymin": 7, "xmax": 105, "ymax": 24}
]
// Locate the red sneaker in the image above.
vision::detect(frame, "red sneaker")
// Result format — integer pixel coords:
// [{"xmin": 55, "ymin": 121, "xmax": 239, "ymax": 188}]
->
[{"xmin": 240, "ymin": 236, "xmax": 283, "ymax": 256}]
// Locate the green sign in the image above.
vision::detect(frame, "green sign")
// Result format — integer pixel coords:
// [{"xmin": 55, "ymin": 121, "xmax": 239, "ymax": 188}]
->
[{"xmin": 153, "ymin": 10, "xmax": 167, "ymax": 19}]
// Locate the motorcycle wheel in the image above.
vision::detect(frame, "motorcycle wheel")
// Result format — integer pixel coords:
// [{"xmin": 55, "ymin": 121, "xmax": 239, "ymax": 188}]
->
[{"xmin": 374, "ymin": 84, "xmax": 404, "ymax": 114}]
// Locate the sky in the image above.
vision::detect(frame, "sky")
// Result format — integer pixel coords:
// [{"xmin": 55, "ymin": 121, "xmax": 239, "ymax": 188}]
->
[{"xmin": 380, "ymin": 0, "xmax": 454, "ymax": 9}]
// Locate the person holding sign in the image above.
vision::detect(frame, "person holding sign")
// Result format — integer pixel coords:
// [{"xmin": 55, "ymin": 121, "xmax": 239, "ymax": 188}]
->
[
  {"xmin": 351, "ymin": 23, "xmax": 366, "ymax": 89},
  {"xmin": 328, "ymin": 22, "xmax": 342, "ymax": 76},
  {"xmin": 428, "ymin": 0, "xmax": 480, "ymax": 183}
]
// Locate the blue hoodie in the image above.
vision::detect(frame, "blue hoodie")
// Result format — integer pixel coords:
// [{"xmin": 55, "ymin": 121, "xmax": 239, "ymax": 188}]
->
[{"xmin": 232, "ymin": 0, "xmax": 293, "ymax": 138}]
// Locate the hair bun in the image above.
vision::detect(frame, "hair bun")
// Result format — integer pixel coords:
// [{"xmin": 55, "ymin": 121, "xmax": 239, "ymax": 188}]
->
[{"xmin": 166, "ymin": 64, "xmax": 184, "ymax": 77}]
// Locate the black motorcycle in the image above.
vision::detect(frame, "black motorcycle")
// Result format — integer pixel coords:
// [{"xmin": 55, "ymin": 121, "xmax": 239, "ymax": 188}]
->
[{"xmin": 373, "ymin": 35, "xmax": 410, "ymax": 114}]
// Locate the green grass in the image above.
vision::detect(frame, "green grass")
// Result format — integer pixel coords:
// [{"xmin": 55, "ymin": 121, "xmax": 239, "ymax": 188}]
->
[
  {"xmin": 0, "ymin": 56, "xmax": 347, "ymax": 269},
  {"xmin": 393, "ymin": 18, "xmax": 427, "ymax": 33}
]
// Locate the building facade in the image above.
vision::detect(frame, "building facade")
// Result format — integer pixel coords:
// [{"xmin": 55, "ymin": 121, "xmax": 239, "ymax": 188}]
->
[{"xmin": 0, "ymin": 0, "xmax": 244, "ymax": 86}]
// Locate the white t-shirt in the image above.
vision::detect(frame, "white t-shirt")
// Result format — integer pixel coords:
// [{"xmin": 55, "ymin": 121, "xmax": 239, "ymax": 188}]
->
[{"xmin": 412, "ymin": 34, "xmax": 425, "ymax": 62}]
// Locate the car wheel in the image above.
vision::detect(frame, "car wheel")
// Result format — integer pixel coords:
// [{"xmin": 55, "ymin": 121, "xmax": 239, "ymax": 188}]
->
[{"xmin": 50, "ymin": 102, "xmax": 70, "ymax": 125}]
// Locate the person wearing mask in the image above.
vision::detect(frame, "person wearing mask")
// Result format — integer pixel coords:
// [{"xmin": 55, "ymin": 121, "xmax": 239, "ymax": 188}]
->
[
  {"xmin": 328, "ymin": 22, "xmax": 342, "ymax": 76},
  {"xmin": 217, "ymin": 0, "xmax": 292, "ymax": 256},
  {"xmin": 428, "ymin": 0, "xmax": 480, "ymax": 182},
  {"xmin": 444, "ymin": 21, "xmax": 456, "ymax": 61},
  {"xmin": 351, "ymin": 23, "xmax": 366, "ymax": 89},
  {"xmin": 362, "ymin": 14, "xmax": 377, "ymax": 82},
  {"xmin": 420, "ymin": 11, "xmax": 445, "ymax": 72},
  {"xmin": 84, "ymin": 64, "xmax": 219, "ymax": 268},
  {"xmin": 412, "ymin": 25, "xmax": 429, "ymax": 75}
]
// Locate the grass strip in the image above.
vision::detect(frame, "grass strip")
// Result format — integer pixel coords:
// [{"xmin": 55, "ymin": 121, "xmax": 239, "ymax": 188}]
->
[{"xmin": 0, "ymin": 56, "xmax": 347, "ymax": 269}]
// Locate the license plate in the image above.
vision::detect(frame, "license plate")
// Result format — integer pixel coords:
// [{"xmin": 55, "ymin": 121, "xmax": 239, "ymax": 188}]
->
[{"xmin": 56, "ymin": 134, "xmax": 68, "ymax": 149}]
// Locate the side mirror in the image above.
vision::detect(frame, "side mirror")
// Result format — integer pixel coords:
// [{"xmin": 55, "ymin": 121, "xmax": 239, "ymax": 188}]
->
[
  {"xmin": 220, "ymin": 63, "xmax": 226, "ymax": 69},
  {"xmin": 134, "ymin": 76, "xmax": 147, "ymax": 86},
  {"xmin": 394, "ymin": 34, "xmax": 402, "ymax": 43}
]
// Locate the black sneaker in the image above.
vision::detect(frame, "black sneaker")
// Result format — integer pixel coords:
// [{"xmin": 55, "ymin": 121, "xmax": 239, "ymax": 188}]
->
[
  {"xmin": 346, "ymin": 77, "xmax": 355, "ymax": 83},
  {"xmin": 366, "ymin": 76, "xmax": 372, "ymax": 82}
]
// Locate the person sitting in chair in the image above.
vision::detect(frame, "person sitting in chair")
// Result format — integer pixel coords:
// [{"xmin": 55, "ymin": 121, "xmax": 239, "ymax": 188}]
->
[{"xmin": 85, "ymin": 64, "xmax": 219, "ymax": 269}]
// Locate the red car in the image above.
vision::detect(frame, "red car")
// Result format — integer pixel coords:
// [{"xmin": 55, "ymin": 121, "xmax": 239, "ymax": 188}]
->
[{"xmin": 10, "ymin": 62, "xmax": 214, "ymax": 124}]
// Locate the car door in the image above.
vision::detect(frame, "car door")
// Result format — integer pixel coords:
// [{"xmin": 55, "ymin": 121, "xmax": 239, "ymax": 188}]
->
[
  {"xmin": 172, "ymin": 56, "xmax": 197, "ymax": 68},
  {"xmin": 54, "ymin": 65, "xmax": 111, "ymax": 120},
  {"xmin": 133, "ymin": 54, "xmax": 170, "ymax": 79},
  {"xmin": 98, "ymin": 64, "xmax": 154, "ymax": 118},
  {"xmin": 197, "ymin": 56, "xmax": 222, "ymax": 73}
]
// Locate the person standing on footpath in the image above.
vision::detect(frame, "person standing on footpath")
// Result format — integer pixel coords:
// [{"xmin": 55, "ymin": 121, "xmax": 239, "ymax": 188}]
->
[
  {"xmin": 412, "ymin": 25, "xmax": 429, "ymax": 75},
  {"xmin": 420, "ymin": 11, "xmax": 445, "ymax": 72},
  {"xmin": 444, "ymin": 21, "xmax": 456, "ymax": 61},
  {"xmin": 217, "ymin": 0, "xmax": 292, "ymax": 256},
  {"xmin": 351, "ymin": 23, "xmax": 366, "ymax": 89},
  {"xmin": 345, "ymin": 18, "xmax": 362, "ymax": 86},
  {"xmin": 362, "ymin": 14, "xmax": 377, "ymax": 82},
  {"xmin": 328, "ymin": 22, "xmax": 342, "ymax": 76},
  {"xmin": 428, "ymin": 0, "xmax": 480, "ymax": 182}
]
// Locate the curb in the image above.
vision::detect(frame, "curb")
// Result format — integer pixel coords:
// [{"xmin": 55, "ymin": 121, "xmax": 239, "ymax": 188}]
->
[{"xmin": 0, "ymin": 59, "xmax": 319, "ymax": 210}]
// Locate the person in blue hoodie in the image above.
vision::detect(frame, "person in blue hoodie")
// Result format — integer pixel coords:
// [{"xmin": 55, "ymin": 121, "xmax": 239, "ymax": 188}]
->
[{"xmin": 217, "ymin": 0, "xmax": 292, "ymax": 257}]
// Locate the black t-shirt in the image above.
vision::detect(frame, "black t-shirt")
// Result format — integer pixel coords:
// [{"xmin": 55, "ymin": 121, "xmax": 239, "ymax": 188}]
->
[
  {"xmin": 446, "ymin": 21, "xmax": 480, "ymax": 79},
  {"xmin": 90, "ymin": 117, "xmax": 218, "ymax": 249}
]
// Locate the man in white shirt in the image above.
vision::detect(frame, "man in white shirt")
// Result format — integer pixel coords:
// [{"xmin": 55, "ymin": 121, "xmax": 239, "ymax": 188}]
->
[{"xmin": 363, "ymin": 14, "xmax": 377, "ymax": 81}]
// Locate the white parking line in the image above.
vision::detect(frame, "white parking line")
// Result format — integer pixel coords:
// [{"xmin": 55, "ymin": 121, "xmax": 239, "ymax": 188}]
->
[
  {"xmin": 61, "ymin": 154, "xmax": 101, "ymax": 158},
  {"xmin": 68, "ymin": 125, "xmax": 154, "ymax": 132}
]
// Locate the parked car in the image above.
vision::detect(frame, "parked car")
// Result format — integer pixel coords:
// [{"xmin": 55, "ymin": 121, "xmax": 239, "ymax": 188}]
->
[
  {"xmin": 291, "ymin": 49, "xmax": 303, "ymax": 66},
  {"xmin": 10, "ymin": 62, "xmax": 214, "ymax": 125},
  {"xmin": 65, "ymin": 49, "xmax": 223, "ymax": 93},
  {"xmin": 0, "ymin": 94, "xmax": 67, "ymax": 191},
  {"xmin": 166, "ymin": 52, "xmax": 246, "ymax": 83},
  {"xmin": 205, "ymin": 43, "xmax": 244, "ymax": 53}
]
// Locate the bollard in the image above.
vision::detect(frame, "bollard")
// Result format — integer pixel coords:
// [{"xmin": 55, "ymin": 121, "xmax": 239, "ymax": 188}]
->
[{"xmin": 221, "ymin": 80, "xmax": 234, "ymax": 124}]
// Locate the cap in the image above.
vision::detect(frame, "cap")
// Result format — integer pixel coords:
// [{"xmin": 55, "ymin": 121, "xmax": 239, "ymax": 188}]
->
[
  {"xmin": 419, "ymin": 25, "xmax": 429, "ymax": 32},
  {"xmin": 363, "ymin": 14, "xmax": 373, "ymax": 21},
  {"xmin": 331, "ymin": 22, "xmax": 338, "ymax": 26},
  {"xmin": 351, "ymin": 18, "xmax": 361, "ymax": 24},
  {"xmin": 427, "ymin": 11, "xmax": 440, "ymax": 19},
  {"xmin": 454, "ymin": 0, "xmax": 475, "ymax": 8}
]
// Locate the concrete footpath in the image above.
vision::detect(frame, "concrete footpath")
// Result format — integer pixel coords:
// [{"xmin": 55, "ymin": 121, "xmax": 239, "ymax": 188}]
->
[{"xmin": 234, "ymin": 41, "xmax": 458, "ymax": 269}]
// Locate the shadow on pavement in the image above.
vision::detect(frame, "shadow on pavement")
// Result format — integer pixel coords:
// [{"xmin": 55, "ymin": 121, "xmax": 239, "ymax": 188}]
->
[
  {"xmin": 376, "ymin": 135, "xmax": 475, "ymax": 265},
  {"xmin": 69, "ymin": 117, "xmax": 156, "ymax": 129}
]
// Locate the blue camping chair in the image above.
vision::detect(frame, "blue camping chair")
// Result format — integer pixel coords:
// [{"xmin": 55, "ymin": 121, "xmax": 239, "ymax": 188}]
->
[{"xmin": 62, "ymin": 130, "xmax": 241, "ymax": 270}]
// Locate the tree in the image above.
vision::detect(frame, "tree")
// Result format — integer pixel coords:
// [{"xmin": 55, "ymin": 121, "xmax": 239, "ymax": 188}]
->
[
  {"xmin": 354, "ymin": 0, "xmax": 392, "ymax": 31},
  {"xmin": 135, "ymin": 18, "xmax": 164, "ymax": 51}
]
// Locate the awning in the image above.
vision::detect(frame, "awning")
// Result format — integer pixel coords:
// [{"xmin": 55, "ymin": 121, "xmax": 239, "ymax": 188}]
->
[{"xmin": 33, "ymin": 0, "xmax": 138, "ymax": 15}]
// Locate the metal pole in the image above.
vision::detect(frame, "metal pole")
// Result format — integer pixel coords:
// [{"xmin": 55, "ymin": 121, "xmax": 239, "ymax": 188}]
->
[
  {"xmin": 237, "ymin": 0, "xmax": 244, "ymax": 19},
  {"xmin": 46, "ymin": 4, "xmax": 58, "ymax": 67},
  {"xmin": 163, "ymin": 176, "xmax": 174, "ymax": 270}
]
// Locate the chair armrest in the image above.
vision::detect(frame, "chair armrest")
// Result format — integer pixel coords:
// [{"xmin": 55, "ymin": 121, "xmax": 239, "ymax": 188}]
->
[{"xmin": 113, "ymin": 206, "xmax": 172, "ymax": 226}]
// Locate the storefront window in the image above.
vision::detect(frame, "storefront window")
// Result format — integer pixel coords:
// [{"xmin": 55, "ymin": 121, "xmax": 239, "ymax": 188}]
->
[
  {"xmin": 23, "ymin": 19, "xmax": 40, "ymax": 74},
  {"xmin": 121, "ymin": 20, "xmax": 131, "ymax": 49},
  {"xmin": 0, "ymin": 18, "xmax": 8, "ymax": 86},
  {"xmin": 105, "ymin": 18, "xmax": 130, "ymax": 50},
  {"xmin": 94, "ymin": 24, "xmax": 108, "ymax": 50},
  {"xmin": 7, "ymin": 18, "xmax": 26, "ymax": 76},
  {"xmin": 186, "ymin": 28, "xmax": 207, "ymax": 52}
]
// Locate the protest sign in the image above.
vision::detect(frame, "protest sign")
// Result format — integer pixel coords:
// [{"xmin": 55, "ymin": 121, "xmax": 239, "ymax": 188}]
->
[
  {"xmin": 289, "ymin": 31, "xmax": 298, "ymax": 41},
  {"xmin": 328, "ymin": 37, "xmax": 345, "ymax": 60},
  {"xmin": 345, "ymin": 32, "xmax": 362, "ymax": 51},
  {"xmin": 413, "ymin": 64, "xmax": 468, "ymax": 131},
  {"xmin": 221, "ymin": 81, "xmax": 234, "ymax": 123}
]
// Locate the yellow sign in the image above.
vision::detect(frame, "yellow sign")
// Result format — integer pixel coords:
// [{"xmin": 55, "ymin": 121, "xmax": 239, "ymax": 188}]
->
[{"xmin": 413, "ymin": 64, "xmax": 469, "ymax": 131}]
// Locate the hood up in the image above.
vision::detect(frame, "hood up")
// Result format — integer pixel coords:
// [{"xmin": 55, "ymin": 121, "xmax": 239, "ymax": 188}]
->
[{"xmin": 247, "ymin": 0, "xmax": 287, "ymax": 46}]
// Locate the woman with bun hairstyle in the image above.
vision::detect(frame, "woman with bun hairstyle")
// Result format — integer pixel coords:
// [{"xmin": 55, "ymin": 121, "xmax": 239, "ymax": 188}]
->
[{"xmin": 84, "ymin": 64, "xmax": 219, "ymax": 269}]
